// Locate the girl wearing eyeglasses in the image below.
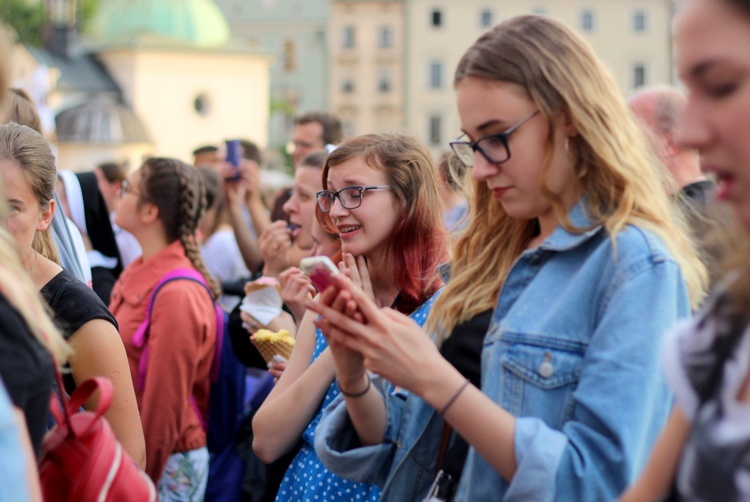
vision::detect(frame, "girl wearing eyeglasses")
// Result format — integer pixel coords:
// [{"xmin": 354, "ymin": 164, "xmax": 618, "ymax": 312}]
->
[
  {"xmin": 252, "ymin": 133, "xmax": 449, "ymax": 501},
  {"xmin": 309, "ymin": 15, "xmax": 707, "ymax": 501}
]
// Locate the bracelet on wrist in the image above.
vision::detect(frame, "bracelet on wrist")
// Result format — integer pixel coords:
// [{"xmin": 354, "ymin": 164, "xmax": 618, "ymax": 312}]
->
[
  {"xmin": 439, "ymin": 379, "xmax": 470, "ymax": 415},
  {"xmin": 338, "ymin": 374, "xmax": 371, "ymax": 398}
]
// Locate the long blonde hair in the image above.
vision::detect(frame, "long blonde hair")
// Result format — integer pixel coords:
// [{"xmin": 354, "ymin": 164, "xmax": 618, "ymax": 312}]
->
[{"xmin": 427, "ymin": 15, "xmax": 707, "ymax": 339}]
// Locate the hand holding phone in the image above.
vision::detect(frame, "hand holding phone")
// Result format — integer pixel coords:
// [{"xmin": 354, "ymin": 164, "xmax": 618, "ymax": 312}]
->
[
  {"xmin": 225, "ymin": 139, "xmax": 242, "ymax": 181},
  {"xmin": 299, "ymin": 256, "xmax": 340, "ymax": 292}
]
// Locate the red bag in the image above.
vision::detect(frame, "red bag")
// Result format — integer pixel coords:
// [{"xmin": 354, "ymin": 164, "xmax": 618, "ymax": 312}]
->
[{"xmin": 38, "ymin": 376, "xmax": 157, "ymax": 501}]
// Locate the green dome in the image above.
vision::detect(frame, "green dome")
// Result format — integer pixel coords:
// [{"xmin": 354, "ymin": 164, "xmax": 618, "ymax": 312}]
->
[{"xmin": 91, "ymin": 0, "xmax": 230, "ymax": 48}]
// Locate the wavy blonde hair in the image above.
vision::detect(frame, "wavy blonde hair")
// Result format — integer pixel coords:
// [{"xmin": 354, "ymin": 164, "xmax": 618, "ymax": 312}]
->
[{"xmin": 427, "ymin": 15, "xmax": 707, "ymax": 340}]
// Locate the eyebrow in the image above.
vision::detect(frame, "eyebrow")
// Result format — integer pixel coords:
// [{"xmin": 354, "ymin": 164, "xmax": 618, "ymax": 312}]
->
[
  {"xmin": 461, "ymin": 118, "xmax": 510, "ymax": 137},
  {"xmin": 7, "ymin": 198, "xmax": 24, "ymax": 206},
  {"xmin": 687, "ymin": 59, "xmax": 733, "ymax": 80}
]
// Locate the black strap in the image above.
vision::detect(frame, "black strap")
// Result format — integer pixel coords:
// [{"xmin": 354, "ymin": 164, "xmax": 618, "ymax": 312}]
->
[{"xmin": 435, "ymin": 422, "xmax": 452, "ymax": 476}]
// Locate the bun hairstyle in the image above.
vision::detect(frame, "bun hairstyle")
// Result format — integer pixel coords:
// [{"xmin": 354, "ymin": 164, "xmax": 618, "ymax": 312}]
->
[{"xmin": 138, "ymin": 157, "xmax": 220, "ymax": 298}]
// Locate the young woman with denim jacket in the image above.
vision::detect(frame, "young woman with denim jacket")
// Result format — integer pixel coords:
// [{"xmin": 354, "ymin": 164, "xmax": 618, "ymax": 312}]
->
[
  {"xmin": 251, "ymin": 133, "xmax": 449, "ymax": 501},
  {"xmin": 622, "ymin": 0, "xmax": 750, "ymax": 500},
  {"xmin": 307, "ymin": 15, "xmax": 707, "ymax": 501}
]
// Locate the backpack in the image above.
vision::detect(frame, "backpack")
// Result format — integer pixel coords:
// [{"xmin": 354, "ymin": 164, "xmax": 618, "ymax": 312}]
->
[
  {"xmin": 133, "ymin": 268, "xmax": 249, "ymax": 501},
  {"xmin": 39, "ymin": 376, "xmax": 157, "ymax": 501}
]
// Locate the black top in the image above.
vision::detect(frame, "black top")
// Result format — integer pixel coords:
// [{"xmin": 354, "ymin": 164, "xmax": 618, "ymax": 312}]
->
[
  {"xmin": 75, "ymin": 171, "xmax": 123, "ymax": 304},
  {"xmin": 40, "ymin": 269, "xmax": 118, "ymax": 393},
  {"xmin": 0, "ymin": 294, "xmax": 55, "ymax": 456},
  {"xmin": 438, "ymin": 309, "xmax": 493, "ymax": 488}
]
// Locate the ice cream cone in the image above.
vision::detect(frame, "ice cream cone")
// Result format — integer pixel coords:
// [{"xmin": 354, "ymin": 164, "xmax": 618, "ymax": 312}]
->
[{"xmin": 250, "ymin": 329, "xmax": 296, "ymax": 364}]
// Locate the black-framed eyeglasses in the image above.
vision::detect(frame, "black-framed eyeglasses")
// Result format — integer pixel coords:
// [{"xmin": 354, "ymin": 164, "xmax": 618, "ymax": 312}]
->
[
  {"xmin": 449, "ymin": 111, "xmax": 540, "ymax": 167},
  {"xmin": 316, "ymin": 185, "xmax": 391, "ymax": 213},
  {"xmin": 119, "ymin": 180, "xmax": 140, "ymax": 198}
]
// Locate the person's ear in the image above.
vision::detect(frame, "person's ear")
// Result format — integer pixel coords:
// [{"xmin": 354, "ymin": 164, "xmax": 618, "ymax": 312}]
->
[
  {"xmin": 37, "ymin": 199, "xmax": 55, "ymax": 232},
  {"xmin": 561, "ymin": 110, "xmax": 580, "ymax": 137},
  {"xmin": 665, "ymin": 130, "xmax": 680, "ymax": 157},
  {"xmin": 140, "ymin": 201, "xmax": 160, "ymax": 225}
]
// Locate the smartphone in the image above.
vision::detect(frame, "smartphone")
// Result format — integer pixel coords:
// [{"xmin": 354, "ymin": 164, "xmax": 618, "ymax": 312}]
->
[
  {"xmin": 225, "ymin": 139, "xmax": 242, "ymax": 181},
  {"xmin": 299, "ymin": 256, "xmax": 340, "ymax": 292}
]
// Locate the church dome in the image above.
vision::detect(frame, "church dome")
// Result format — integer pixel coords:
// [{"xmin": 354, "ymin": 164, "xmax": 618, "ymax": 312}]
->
[
  {"xmin": 56, "ymin": 95, "xmax": 151, "ymax": 144},
  {"xmin": 90, "ymin": 0, "xmax": 230, "ymax": 48}
]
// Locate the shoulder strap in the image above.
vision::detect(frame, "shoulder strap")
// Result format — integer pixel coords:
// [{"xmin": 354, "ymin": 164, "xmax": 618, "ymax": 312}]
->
[{"xmin": 132, "ymin": 268, "xmax": 220, "ymax": 393}]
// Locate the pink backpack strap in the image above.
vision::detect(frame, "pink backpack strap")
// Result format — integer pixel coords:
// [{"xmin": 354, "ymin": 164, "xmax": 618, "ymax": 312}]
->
[{"xmin": 132, "ymin": 268, "xmax": 218, "ymax": 394}]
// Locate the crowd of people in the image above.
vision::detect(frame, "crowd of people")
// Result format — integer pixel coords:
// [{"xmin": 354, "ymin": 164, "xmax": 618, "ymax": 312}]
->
[{"xmin": 0, "ymin": 0, "xmax": 749, "ymax": 500}]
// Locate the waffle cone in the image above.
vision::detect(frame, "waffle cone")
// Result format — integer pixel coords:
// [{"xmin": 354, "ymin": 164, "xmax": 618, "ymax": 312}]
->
[{"xmin": 251, "ymin": 334, "xmax": 295, "ymax": 364}]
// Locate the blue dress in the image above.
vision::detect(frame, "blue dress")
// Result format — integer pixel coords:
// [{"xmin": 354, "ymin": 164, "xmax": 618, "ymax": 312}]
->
[{"xmin": 275, "ymin": 294, "xmax": 438, "ymax": 502}]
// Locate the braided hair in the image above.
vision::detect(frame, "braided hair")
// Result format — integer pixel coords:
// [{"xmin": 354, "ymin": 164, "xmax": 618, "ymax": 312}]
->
[{"xmin": 138, "ymin": 157, "xmax": 221, "ymax": 298}]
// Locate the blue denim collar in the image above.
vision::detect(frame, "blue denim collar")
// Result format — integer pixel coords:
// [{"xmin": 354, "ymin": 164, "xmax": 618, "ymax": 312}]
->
[
  {"xmin": 539, "ymin": 197, "xmax": 603, "ymax": 252},
  {"xmin": 438, "ymin": 197, "xmax": 602, "ymax": 283}
]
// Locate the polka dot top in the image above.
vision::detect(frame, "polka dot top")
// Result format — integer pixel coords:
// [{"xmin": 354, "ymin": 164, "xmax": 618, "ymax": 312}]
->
[{"xmin": 275, "ymin": 292, "xmax": 438, "ymax": 501}]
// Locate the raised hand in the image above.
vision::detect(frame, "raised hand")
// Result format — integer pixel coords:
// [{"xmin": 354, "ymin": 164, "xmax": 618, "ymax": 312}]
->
[
  {"xmin": 339, "ymin": 253, "xmax": 377, "ymax": 305},
  {"xmin": 259, "ymin": 220, "xmax": 294, "ymax": 278},
  {"xmin": 279, "ymin": 267, "xmax": 317, "ymax": 324},
  {"xmin": 308, "ymin": 275, "xmax": 442, "ymax": 393}
]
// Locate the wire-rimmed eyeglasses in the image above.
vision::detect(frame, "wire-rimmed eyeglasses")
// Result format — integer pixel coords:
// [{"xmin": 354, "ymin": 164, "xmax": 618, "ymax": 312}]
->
[
  {"xmin": 316, "ymin": 186, "xmax": 391, "ymax": 213},
  {"xmin": 449, "ymin": 111, "xmax": 540, "ymax": 167}
]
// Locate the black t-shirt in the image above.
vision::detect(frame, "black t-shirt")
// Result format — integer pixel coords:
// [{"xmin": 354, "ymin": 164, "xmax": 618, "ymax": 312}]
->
[
  {"xmin": 438, "ymin": 309, "xmax": 493, "ymax": 485},
  {"xmin": 0, "ymin": 293, "xmax": 54, "ymax": 456},
  {"xmin": 40, "ymin": 269, "xmax": 119, "ymax": 393}
]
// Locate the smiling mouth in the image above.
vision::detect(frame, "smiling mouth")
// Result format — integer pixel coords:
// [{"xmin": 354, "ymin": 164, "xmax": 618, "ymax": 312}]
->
[{"xmin": 338, "ymin": 225, "xmax": 361, "ymax": 234}]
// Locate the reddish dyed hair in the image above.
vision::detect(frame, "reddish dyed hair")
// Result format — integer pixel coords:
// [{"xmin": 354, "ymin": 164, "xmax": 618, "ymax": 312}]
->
[{"xmin": 317, "ymin": 133, "xmax": 448, "ymax": 314}]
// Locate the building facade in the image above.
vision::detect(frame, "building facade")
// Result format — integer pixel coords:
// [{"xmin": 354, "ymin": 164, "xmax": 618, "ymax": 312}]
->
[
  {"xmin": 403, "ymin": 0, "xmax": 674, "ymax": 157},
  {"xmin": 328, "ymin": 0, "xmax": 404, "ymax": 138},
  {"xmin": 214, "ymin": 0, "xmax": 331, "ymax": 149}
]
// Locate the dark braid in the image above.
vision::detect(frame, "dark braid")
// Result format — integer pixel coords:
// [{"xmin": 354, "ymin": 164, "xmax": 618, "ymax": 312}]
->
[{"xmin": 140, "ymin": 157, "xmax": 221, "ymax": 298}]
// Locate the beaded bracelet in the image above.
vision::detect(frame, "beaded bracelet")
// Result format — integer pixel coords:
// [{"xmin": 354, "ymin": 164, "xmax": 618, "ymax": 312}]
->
[
  {"xmin": 339, "ymin": 374, "xmax": 371, "ymax": 398},
  {"xmin": 439, "ymin": 379, "xmax": 470, "ymax": 415}
]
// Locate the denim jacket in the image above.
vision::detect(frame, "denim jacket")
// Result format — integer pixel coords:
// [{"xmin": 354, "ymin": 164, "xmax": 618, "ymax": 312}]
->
[{"xmin": 315, "ymin": 201, "xmax": 691, "ymax": 501}]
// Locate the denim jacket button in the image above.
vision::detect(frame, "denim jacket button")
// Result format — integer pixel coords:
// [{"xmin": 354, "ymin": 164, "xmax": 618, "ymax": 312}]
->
[{"xmin": 538, "ymin": 361, "xmax": 554, "ymax": 378}]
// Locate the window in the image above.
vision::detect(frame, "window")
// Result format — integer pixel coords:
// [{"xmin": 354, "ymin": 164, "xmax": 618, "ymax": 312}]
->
[
  {"xmin": 581, "ymin": 9, "xmax": 595, "ymax": 32},
  {"xmin": 378, "ymin": 69, "xmax": 392, "ymax": 93},
  {"xmin": 341, "ymin": 25, "xmax": 355, "ymax": 48},
  {"xmin": 429, "ymin": 115, "xmax": 442, "ymax": 146},
  {"xmin": 429, "ymin": 61, "xmax": 443, "ymax": 89},
  {"xmin": 282, "ymin": 39, "xmax": 296, "ymax": 72},
  {"xmin": 378, "ymin": 25, "xmax": 393, "ymax": 48},
  {"xmin": 341, "ymin": 78, "xmax": 355, "ymax": 94},
  {"xmin": 431, "ymin": 9, "xmax": 443, "ymax": 28},
  {"xmin": 633, "ymin": 10, "xmax": 647, "ymax": 32},
  {"xmin": 480, "ymin": 9, "xmax": 493, "ymax": 28},
  {"xmin": 633, "ymin": 63, "xmax": 647, "ymax": 88}
]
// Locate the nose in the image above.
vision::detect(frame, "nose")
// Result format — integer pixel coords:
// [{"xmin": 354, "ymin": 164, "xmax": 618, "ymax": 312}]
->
[
  {"xmin": 677, "ymin": 97, "xmax": 711, "ymax": 153},
  {"xmin": 328, "ymin": 195, "xmax": 349, "ymax": 219},
  {"xmin": 282, "ymin": 194, "xmax": 297, "ymax": 215},
  {"xmin": 471, "ymin": 151, "xmax": 498, "ymax": 183}
]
